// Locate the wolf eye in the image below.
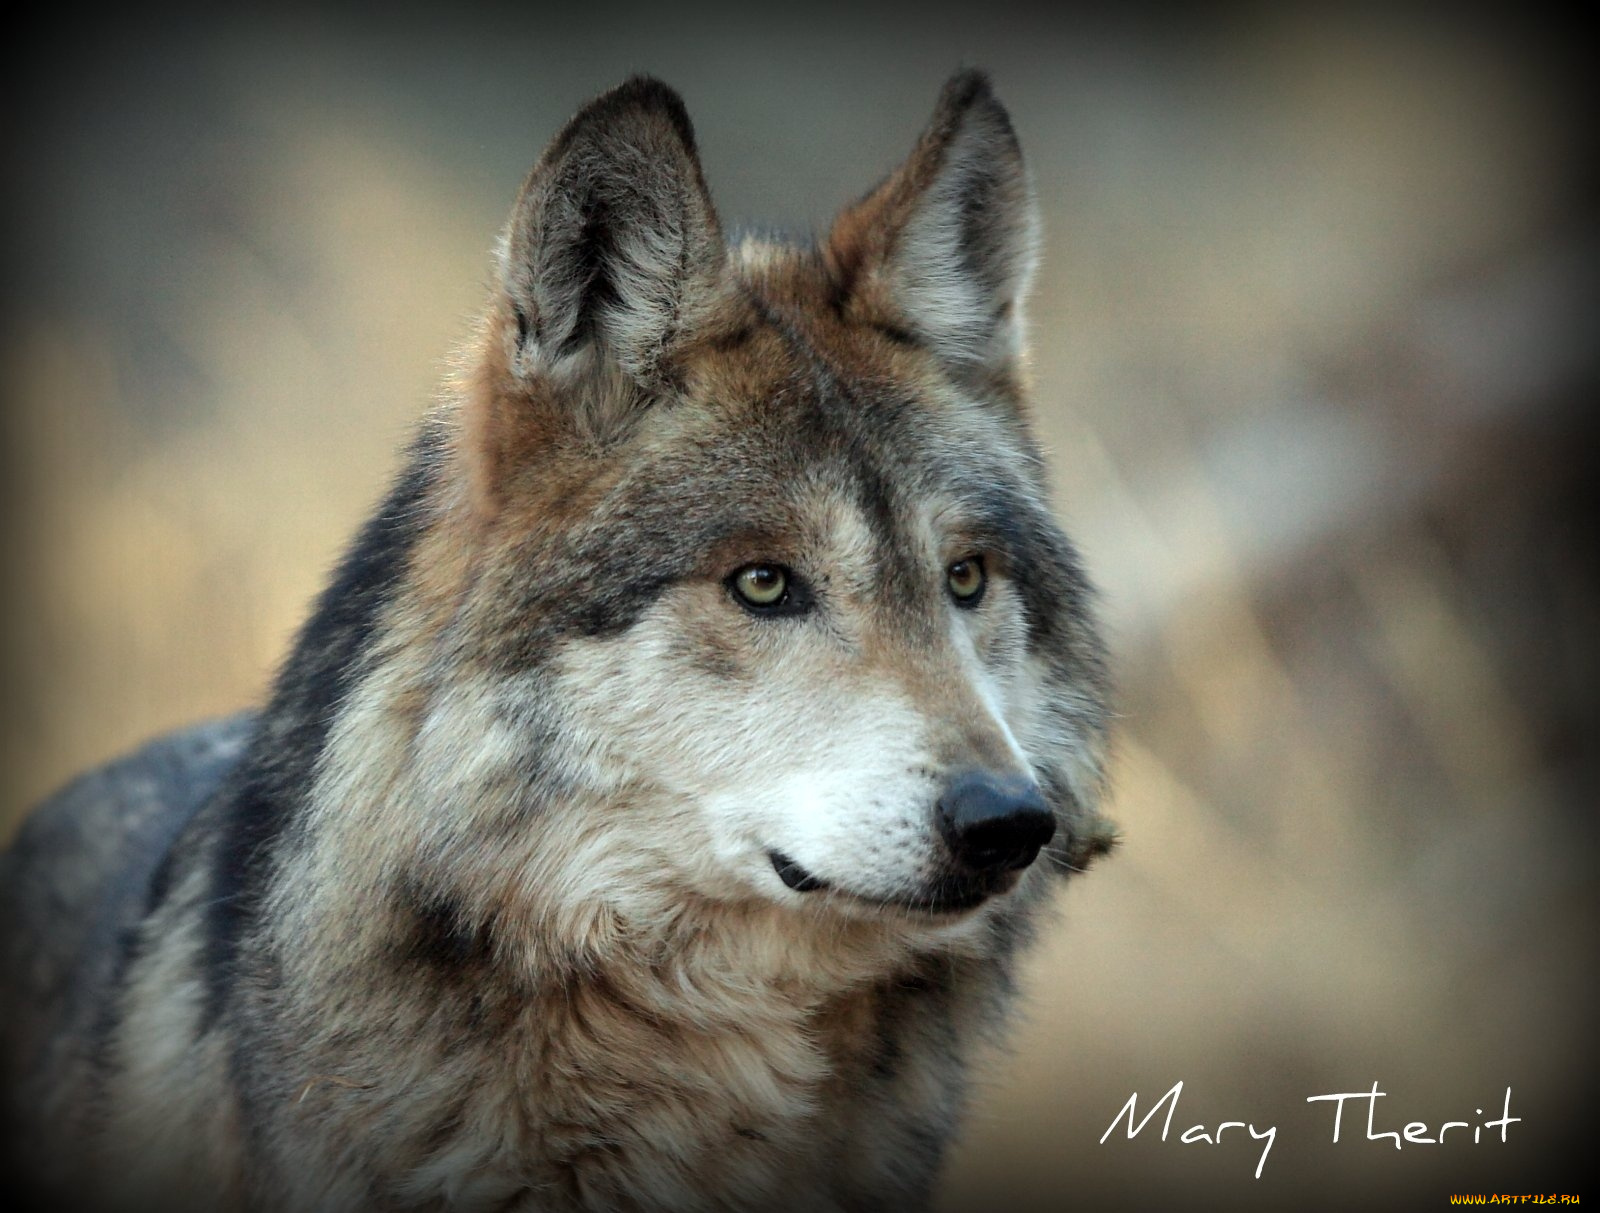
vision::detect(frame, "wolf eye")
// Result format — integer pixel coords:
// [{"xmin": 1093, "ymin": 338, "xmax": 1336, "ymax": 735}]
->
[
  {"xmin": 729, "ymin": 564, "xmax": 791, "ymax": 610},
  {"xmin": 946, "ymin": 556, "xmax": 986, "ymax": 606}
]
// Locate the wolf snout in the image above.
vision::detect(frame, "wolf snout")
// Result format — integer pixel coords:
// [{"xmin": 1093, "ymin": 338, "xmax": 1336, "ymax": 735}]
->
[{"xmin": 936, "ymin": 770, "xmax": 1056, "ymax": 874}]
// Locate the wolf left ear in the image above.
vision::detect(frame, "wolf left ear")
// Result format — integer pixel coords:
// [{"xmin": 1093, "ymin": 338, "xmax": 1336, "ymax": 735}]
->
[
  {"xmin": 826, "ymin": 71, "xmax": 1039, "ymax": 374},
  {"xmin": 498, "ymin": 77, "xmax": 732, "ymax": 390}
]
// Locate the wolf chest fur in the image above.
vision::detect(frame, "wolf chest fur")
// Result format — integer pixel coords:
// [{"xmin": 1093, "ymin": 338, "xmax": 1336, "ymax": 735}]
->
[{"xmin": 1, "ymin": 71, "xmax": 1114, "ymax": 1211}]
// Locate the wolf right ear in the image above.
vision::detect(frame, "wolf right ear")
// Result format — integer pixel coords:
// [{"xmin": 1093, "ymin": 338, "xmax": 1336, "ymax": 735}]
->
[
  {"xmin": 826, "ymin": 71, "xmax": 1039, "ymax": 377},
  {"xmin": 497, "ymin": 77, "xmax": 733, "ymax": 393}
]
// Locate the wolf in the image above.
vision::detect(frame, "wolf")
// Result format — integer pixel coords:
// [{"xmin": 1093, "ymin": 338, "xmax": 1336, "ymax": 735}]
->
[{"xmin": 1, "ymin": 71, "xmax": 1114, "ymax": 1212}]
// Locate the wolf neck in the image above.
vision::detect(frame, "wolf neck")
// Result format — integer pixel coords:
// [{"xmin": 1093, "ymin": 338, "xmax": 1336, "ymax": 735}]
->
[
  {"xmin": 274, "ymin": 879, "xmax": 976, "ymax": 1209},
  {"xmin": 268, "ymin": 698, "xmax": 985, "ymax": 1207}
]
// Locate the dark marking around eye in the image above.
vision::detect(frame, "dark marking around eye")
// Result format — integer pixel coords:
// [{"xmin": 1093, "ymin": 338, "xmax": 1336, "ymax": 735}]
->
[
  {"xmin": 727, "ymin": 564, "xmax": 814, "ymax": 618},
  {"xmin": 947, "ymin": 555, "xmax": 987, "ymax": 607}
]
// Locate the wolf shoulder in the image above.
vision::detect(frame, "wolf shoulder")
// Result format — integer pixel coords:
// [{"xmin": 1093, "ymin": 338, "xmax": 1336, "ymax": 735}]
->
[{"xmin": 1, "ymin": 714, "xmax": 255, "ymax": 1076}]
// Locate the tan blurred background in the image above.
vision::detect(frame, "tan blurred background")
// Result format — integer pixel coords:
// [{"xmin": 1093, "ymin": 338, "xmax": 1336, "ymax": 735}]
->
[{"xmin": 3, "ymin": 4, "xmax": 1593, "ymax": 1208}]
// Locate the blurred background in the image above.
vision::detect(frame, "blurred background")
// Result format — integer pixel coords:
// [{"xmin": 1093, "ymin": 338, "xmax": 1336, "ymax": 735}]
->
[{"xmin": 3, "ymin": 3, "xmax": 1593, "ymax": 1208}]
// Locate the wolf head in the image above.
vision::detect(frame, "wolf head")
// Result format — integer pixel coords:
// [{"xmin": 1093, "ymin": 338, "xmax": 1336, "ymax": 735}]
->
[{"xmin": 298, "ymin": 73, "xmax": 1112, "ymax": 978}]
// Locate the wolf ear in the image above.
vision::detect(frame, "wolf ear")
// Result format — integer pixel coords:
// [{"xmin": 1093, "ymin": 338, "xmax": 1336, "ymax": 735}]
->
[
  {"xmin": 826, "ymin": 71, "xmax": 1039, "ymax": 374},
  {"xmin": 498, "ymin": 77, "xmax": 731, "ymax": 390}
]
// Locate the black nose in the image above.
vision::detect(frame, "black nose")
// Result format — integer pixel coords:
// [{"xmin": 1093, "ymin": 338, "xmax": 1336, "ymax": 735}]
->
[{"xmin": 936, "ymin": 770, "xmax": 1056, "ymax": 874}]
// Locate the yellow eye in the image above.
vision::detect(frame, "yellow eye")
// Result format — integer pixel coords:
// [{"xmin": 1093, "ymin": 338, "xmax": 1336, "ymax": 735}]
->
[
  {"xmin": 947, "ymin": 556, "xmax": 986, "ymax": 605},
  {"xmin": 731, "ymin": 564, "xmax": 789, "ymax": 608}
]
